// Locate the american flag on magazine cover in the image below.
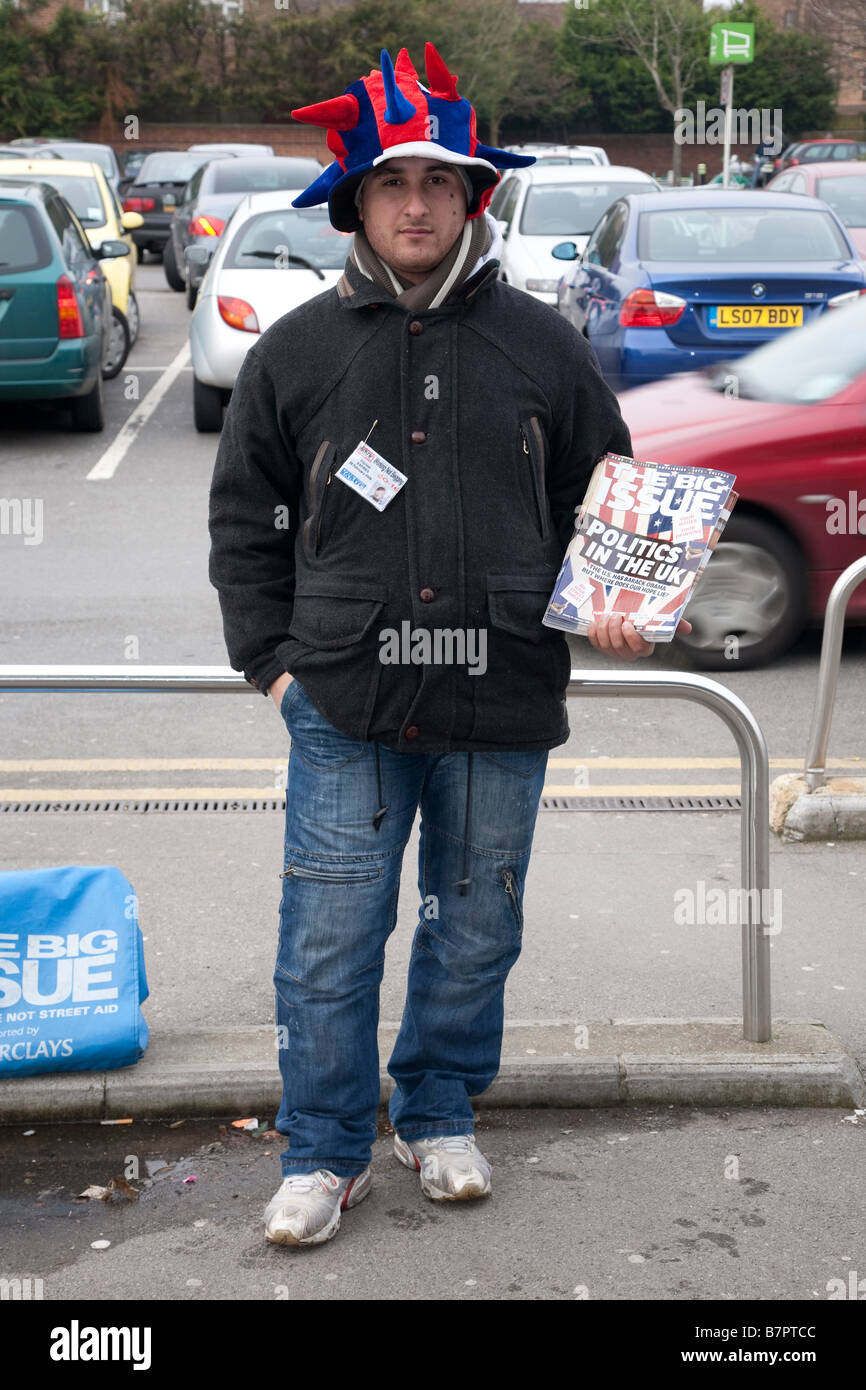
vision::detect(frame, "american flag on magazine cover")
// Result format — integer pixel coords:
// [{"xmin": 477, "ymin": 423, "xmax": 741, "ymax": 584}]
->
[{"xmin": 543, "ymin": 453, "xmax": 738, "ymax": 642}]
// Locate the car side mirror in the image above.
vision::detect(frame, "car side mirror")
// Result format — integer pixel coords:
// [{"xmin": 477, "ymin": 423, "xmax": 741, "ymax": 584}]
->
[
  {"xmin": 551, "ymin": 241, "xmax": 579, "ymax": 261},
  {"xmin": 184, "ymin": 244, "xmax": 213, "ymax": 266},
  {"xmin": 121, "ymin": 211, "xmax": 143, "ymax": 231},
  {"xmin": 97, "ymin": 240, "xmax": 131, "ymax": 259}
]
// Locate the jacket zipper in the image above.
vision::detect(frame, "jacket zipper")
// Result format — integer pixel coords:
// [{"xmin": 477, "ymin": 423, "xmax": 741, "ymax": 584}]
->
[
  {"xmin": 315, "ymin": 463, "xmax": 334, "ymax": 556},
  {"xmin": 520, "ymin": 418, "xmax": 550, "ymax": 540}
]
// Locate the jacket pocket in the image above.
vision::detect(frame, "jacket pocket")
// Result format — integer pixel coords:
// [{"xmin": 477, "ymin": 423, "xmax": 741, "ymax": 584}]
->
[
  {"xmin": 486, "ymin": 571, "xmax": 558, "ymax": 644},
  {"xmin": 301, "ymin": 441, "xmax": 339, "ymax": 558},
  {"xmin": 288, "ymin": 575, "xmax": 389, "ymax": 651},
  {"xmin": 519, "ymin": 417, "xmax": 550, "ymax": 541}
]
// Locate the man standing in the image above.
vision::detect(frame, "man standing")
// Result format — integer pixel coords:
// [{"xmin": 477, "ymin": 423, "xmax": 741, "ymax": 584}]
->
[{"xmin": 208, "ymin": 44, "xmax": 688, "ymax": 1248}]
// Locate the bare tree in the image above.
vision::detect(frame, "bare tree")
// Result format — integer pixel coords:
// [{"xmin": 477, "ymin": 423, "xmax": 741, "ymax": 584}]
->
[{"xmin": 569, "ymin": 0, "xmax": 708, "ymax": 179}]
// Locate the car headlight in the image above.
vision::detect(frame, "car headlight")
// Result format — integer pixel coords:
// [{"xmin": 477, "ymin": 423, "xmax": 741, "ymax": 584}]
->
[{"xmin": 525, "ymin": 278, "xmax": 560, "ymax": 293}]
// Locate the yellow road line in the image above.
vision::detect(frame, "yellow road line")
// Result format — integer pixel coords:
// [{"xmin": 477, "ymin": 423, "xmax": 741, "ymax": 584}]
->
[
  {"xmin": 0, "ymin": 755, "xmax": 861, "ymax": 773},
  {"xmin": 0, "ymin": 782, "xmax": 744, "ymax": 802}
]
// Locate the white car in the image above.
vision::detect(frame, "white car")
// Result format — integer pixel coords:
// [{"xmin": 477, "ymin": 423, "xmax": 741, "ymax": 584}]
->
[
  {"xmin": 188, "ymin": 190, "xmax": 351, "ymax": 431},
  {"xmin": 490, "ymin": 164, "xmax": 661, "ymax": 303},
  {"xmin": 503, "ymin": 143, "xmax": 610, "ymax": 166}
]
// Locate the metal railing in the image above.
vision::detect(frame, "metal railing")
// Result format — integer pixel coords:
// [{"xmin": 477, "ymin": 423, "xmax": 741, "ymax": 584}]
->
[
  {"xmin": 804, "ymin": 555, "xmax": 866, "ymax": 791},
  {"xmin": 0, "ymin": 663, "xmax": 772, "ymax": 1042}
]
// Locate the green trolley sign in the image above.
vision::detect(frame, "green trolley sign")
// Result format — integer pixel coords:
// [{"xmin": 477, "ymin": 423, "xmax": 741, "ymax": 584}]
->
[{"xmin": 709, "ymin": 22, "xmax": 755, "ymax": 64}]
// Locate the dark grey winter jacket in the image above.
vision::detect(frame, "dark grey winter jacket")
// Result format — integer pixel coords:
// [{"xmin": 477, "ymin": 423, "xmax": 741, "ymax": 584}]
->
[{"xmin": 207, "ymin": 256, "xmax": 632, "ymax": 754}]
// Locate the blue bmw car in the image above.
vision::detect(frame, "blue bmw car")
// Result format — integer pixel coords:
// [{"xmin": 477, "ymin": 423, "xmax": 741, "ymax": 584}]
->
[{"xmin": 554, "ymin": 191, "xmax": 866, "ymax": 390}]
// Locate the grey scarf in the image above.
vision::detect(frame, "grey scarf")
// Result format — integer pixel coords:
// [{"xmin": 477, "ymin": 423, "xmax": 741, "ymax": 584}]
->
[{"xmin": 343, "ymin": 215, "xmax": 493, "ymax": 311}]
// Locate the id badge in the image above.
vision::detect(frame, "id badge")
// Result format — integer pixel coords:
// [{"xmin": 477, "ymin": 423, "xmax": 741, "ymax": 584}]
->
[{"xmin": 335, "ymin": 440, "xmax": 408, "ymax": 512}]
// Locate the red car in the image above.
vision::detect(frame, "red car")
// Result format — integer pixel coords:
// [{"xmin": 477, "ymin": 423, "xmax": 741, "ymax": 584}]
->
[
  {"xmin": 765, "ymin": 161, "xmax": 866, "ymax": 258},
  {"xmin": 619, "ymin": 296, "xmax": 866, "ymax": 668}
]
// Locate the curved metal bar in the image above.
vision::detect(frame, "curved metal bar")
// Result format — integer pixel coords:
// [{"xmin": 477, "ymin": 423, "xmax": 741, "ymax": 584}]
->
[
  {"xmin": 0, "ymin": 663, "xmax": 772, "ymax": 1041},
  {"xmin": 803, "ymin": 556, "xmax": 866, "ymax": 791}
]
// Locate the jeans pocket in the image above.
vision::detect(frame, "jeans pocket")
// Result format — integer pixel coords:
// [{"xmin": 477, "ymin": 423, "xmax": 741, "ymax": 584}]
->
[
  {"xmin": 280, "ymin": 678, "xmax": 303, "ymax": 723},
  {"xmin": 480, "ymin": 749, "xmax": 547, "ymax": 778}
]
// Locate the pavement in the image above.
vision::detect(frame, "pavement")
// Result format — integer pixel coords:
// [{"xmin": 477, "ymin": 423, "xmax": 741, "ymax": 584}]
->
[{"xmin": 1, "ymin": 801, "xmax": 864, "ymax": 1120}]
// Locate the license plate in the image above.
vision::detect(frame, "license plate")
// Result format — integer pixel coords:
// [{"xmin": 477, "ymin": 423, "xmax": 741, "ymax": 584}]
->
[
  {"xmin": 163, "ymin": 201, "xmax": 176, "ymax": 211},
  {"xmin": 709, "ymin": 305, "xmax": 803, "ymax": 328}
]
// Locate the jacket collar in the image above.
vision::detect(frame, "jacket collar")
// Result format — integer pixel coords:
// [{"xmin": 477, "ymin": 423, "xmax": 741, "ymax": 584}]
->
[{"xmin": 337, "ymin": 255, "xmax": 500, "ymax": 311}]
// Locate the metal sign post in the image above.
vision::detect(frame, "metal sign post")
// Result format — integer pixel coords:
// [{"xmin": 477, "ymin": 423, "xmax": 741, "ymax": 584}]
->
[{"xmin": 710, "ymin": 22, "xmax": 755, "ymax": 188}]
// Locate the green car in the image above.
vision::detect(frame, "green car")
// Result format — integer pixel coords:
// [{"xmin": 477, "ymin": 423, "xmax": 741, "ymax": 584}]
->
[{"xmin": 0, "ymin": 177, "xmax": 130, "ymax": 432}]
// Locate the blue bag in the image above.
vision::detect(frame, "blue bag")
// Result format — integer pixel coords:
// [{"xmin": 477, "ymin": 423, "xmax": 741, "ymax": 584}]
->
[{"xmin": 0, "ymin": 865, "xmax": 149, "ymax": 1076}]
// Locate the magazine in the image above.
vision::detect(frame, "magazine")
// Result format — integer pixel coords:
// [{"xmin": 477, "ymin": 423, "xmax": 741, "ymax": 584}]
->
[{"xmin": 543, "ymin": 452, "xmax": 738, "ymax": 642}]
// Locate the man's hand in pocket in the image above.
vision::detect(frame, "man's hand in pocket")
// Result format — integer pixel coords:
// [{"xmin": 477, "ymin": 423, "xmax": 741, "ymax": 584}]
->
[{"xmin": 268, "ymin": 673, "xmax": 293, "ymax": 710}]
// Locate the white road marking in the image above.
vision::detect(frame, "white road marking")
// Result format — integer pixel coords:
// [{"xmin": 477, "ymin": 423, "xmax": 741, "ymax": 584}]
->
[{"xmin": 86, "ymin": 341, "xmax": 191, "ymax": 481}]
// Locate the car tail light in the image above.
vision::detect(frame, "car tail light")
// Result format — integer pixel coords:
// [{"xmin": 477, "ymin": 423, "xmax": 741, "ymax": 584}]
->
[
  {"xmin": 56, "ymin": 274, "xmax": 84, "ymax": 339},
  {"xmin": 218, "ymin": 296, "xmax": 259, "ymax": 333},
  {"xmin": 190, "ymin": 215, "xmax": 226, "ymax": 237},
  {"xmin": 619, "ymin": 288, "xmax": 686, "ymax": 328},
  {"xmin": 828, "ymin": 288, "xmax": 866, "ymax": 308},
  {"xmin": 122, "ymin": 196, "xmax": 155, "ymax": 212}
]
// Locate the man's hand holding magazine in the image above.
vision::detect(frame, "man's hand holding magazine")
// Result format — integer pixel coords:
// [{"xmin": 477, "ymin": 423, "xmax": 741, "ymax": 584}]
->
[{"xmin": 586, "ymin": 612, "xmax": 693, "ymax": 660}]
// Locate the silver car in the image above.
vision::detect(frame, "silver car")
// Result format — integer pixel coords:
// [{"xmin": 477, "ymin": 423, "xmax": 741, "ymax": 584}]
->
[{"xmin": 188, "ymin": 190, "xmax": 352, "ymax": 432}]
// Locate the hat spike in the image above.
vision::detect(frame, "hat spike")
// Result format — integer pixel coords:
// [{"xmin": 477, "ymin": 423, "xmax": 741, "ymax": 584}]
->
[
  {"xmin": 424, "ymin": 42, "xmax": 460, "ymax": 101},
  {"xmin": 291, "ymin": 94, "xmax": 360, "ymax": 131},
  {"xmin": 380, "ymin": 48, "xmax": 416, "ymax": 124},
  {"xmin": 394, "ymin": 47, "xmax": 421, "ymax": 87}
]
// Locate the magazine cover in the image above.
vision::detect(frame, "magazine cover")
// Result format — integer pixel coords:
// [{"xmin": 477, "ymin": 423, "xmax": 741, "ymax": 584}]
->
[{"xmin": 543, "ymin": 453, "xmax": 738, "ymax": 642}]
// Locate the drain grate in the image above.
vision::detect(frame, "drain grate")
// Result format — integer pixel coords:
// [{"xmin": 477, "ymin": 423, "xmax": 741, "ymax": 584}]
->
[
  {"xmin": 540, "ymin": 795, "xmax": 741, "ymax": 812},
  {"xmin": 0, "ymin": 798, "xmax": 286, "ymax": 814},
  {"xmin": 1, "ymin": 794, "xmax": 741, "ymax": 814}
]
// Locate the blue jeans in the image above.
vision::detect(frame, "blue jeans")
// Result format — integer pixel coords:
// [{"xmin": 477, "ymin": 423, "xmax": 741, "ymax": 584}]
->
[{"xmin": 274, "ymin": 678, "xmax": 549, "ymax": 1177}]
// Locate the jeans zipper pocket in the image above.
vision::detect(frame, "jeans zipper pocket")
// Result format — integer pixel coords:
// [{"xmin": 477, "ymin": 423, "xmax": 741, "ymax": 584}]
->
[
  {"xmin": 281, "ymin": 861, "xmax": 382, "ymax": 884},
  {"xmin": 520, "ymin": 417, "xmax": 549, "ymax": 541},
  {"xmin": 501, "ymin": 866, "xmax": 522, "ymax": 931}
]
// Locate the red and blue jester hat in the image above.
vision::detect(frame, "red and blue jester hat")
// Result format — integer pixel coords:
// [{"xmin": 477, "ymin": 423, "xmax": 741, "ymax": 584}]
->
[{"xmin": 290, "ymin": 43, "xmax": 535, "ymax": 233}]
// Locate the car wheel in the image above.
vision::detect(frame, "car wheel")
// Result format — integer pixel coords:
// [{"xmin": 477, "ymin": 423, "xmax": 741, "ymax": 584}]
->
[
  {"xmin": 194, "ymin": 375, "xmax": 224, "ymax": 432},
  {"xmin": 674, "ymin": 516, "xmax": 807, "ymax": 670},
  {"xmin": 68, "ymin": 373, "xmax": 105, "ymax": 433},
  {"xmin": 126, "ymin": 291, "xmax": 140, "ymax": 345},
  {"xmin": 163, "ymin": 237, "xmax": 185, "ymax": 291},
  {"xmin": 186, "ymin": 280, "xmax": 198, "ymax": 311},
  {"xmin": 102, "ymin": 306, "xmax": 130, "ymax": 380}
]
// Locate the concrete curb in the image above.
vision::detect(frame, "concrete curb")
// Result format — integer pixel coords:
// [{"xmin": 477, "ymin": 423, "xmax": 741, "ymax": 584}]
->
[
  {"xmin": 1, "ymin": 1019, "xmax": 863, "ymax": 1122},
  {"xmin": 770, "ymin": 774, "xmax": 866, "ymax": 841}
]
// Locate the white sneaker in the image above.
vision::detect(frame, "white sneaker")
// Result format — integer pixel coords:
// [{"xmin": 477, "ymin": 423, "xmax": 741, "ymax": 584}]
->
[
  {"xmin": 264, "ymin": 1166, "xmax": 372, "ymax": 1246},
  {"xmin": 394, "ymin": 1133, "xmax": 492, "ymax": 1201}
]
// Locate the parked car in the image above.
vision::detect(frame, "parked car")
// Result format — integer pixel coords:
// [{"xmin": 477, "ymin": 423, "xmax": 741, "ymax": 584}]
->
[
  {"xmin": 777, "ymin": 138, "xmax": 866, "ymax": 172},
  {"xmin": 0, "ymin": 144, "xmax": 67, "ymax": 160},
  {"xmin": 188, "ymin": 191, "xmax": 349, "ymax": 431},
  {"xmin": 168, "ymin": 156, "xmax": 324, "ymax": 309},
  {"xmin": 0, "ymin": 158, "xmax": 142, "ymax": 376},
  {"xmin": 555, "ymin": 190, "xmax": 866, "ymax": 390},
  {"xmin": 0, "ymin": 177, "xmax": 129, "ymax": 431},
  {"xmin": 621, "ymin": 296, "xmax": 866, "ymax": 668},
  {"xmin": 118, "ymin": 147, "xmax": 163, "ymax": 197},
  {"xmin": 187, "ymin": 142, "xmax": 276, "ymax": 158},
  {"xmin": 502, "ymin": 143, "xmax": 610, "ymax": 166},
  {"xmin": 122, "ymin": 150, "xmax": 236, "ymax": 264},
  {"xmin": 765, "ymin": 160, "xmax": 866, "ymax": 258},
  {"xmin": 490, "ymin": 164, "xmax": 660, "ymax": 302},
  {"xmin": 9, "ymin": 139, "xmax": 123, "ymax": 194}
]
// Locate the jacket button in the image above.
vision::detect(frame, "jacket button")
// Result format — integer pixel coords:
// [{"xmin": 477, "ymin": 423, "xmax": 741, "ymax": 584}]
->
[
  {"xmin": 405, "ymin": 725, "xmax": 420, "ymax": 740},
  {"xmin": 410, "ymin": 430, "xmax": 427, "ymax": 444},
  {"xmin": 419, "ymin": 587, "xmax": 434, "ymax": 602},
  {"xmin": 408, "ymin": 320, "xmax": 423, "ymax": 335}
]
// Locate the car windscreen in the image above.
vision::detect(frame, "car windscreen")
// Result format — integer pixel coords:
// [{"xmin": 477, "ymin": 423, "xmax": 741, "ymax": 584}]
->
[
  {"xmin": 815, "ymin": 174, "xmax": 866, "ymax": 227},
  {"xmin": 638, "ymin": 207, "xmax": 851, "ymax": 260},
  {"xmin": 709, "ymin": 300, "xmax": 866, "ymax": 403},
  {"xmin": 224, "ymin": 208, "xmax": 351, "ymax": 271},
  {"xmin": 54, "ymin": 144, "xmax": 114, "ymax": 176},
  {"xmin": 135, "ymin": 153, "xmax": 224, "ymax": 185},
  {"xmin": 10, "ymin": 174, "xmax": 107, "ymax": 227},
  {"xmin": 533, "ymin": 157, "xmax": 596, "ymax": 165},
  {"xmin": 0, "ymin": 203, "xmax": 52, "ymax": 274},
  {"xmin": 210, "ymin": 160, "xmax": 320, "ymax": 194},
  {"xmin": 520, "ymin": 181, "xmax": 657, "ymax": 235}
]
